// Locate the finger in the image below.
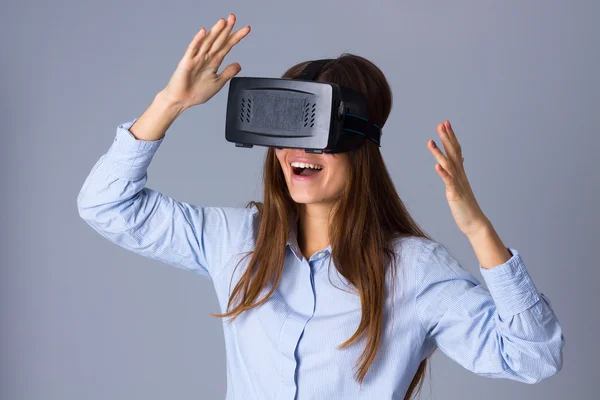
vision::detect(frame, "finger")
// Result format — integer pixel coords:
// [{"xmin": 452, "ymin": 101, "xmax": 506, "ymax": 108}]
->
[
  {"xmin": 443, "ymin": 120, "xmax": 462, "ymax": 156},
  {"xmin": 437, "ymin": 122, "xmax": 459, "ymax": 162},
  {"xmin": 213, "ymin": 25, "xmax": 251, "ymax": 61},
  {"xmin": 209, "ymin": 13, "xmax": 236, "ymax": 55},
  {"xmin": 428, "ymin": 140, "xmax": 454, "ymax": 176},
  {"xmin": 184, "ymin": 27, "xmax": 207, "ymax": 59},
  {"xmin": 435, "ymin": 163, "xmax": 453, "ymax": 186},
  {"xmin": 197, "ymin": 17, "xmax": 228, "ymax": 56},
  {"xmin": 444, "ymin": 120, "xmax": 459, "ymax": 144},
  {"xmin": 217, "ymin": 62, "xmax": 242, "ymax": 85}
]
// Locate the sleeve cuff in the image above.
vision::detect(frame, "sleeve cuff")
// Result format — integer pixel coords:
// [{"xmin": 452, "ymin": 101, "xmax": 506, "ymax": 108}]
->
[
  {"xmin": 104, "ymin": 118, "xmax": 165, "ymax": 181},
  {"xmin": 479, "ymin": 247, "xmax": 541, "ymax": 320}
]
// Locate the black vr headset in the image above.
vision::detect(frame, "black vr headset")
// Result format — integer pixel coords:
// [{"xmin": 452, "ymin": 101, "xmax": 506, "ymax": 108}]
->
[{"xmin": 224, "ymin": 59, "xmax": 382, "ymax": 154}]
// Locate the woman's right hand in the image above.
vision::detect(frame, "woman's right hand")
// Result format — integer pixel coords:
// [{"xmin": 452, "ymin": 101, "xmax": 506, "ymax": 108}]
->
[{"xmin": 161, "ymin": 13, "xmax": 251, "ymax": 111}]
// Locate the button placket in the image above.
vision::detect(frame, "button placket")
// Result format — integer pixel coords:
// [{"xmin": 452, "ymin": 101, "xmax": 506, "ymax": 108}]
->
[{"xmin": 276, "ymin": 258, "xmax": 316, "ymax": 399}]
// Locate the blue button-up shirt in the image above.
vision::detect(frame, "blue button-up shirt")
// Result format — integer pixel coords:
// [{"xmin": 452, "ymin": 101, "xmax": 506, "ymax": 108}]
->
[{"xmin": 77, "ymin": 118, "xmax": 564, "ymax": 399}]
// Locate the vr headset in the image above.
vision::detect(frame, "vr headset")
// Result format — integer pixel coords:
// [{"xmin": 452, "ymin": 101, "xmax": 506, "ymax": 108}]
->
[{"xmin": 224, "ymin": 59, "xmax": 382, "ymax": 154}]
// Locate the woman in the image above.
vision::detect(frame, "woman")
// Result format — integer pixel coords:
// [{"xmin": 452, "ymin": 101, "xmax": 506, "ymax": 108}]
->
[{"xmin": 77, "ymin": 13, "xmax": 564, "ymax": 400}]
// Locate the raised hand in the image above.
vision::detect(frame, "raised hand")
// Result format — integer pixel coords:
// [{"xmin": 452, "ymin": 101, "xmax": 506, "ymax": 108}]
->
[
  {"xmin": 162, "ymin": 13, "xmax": 251, "ymax": 110},
  {"xmin": 428, "ymin": 120, "xmax": 489, "ymax": 237}
]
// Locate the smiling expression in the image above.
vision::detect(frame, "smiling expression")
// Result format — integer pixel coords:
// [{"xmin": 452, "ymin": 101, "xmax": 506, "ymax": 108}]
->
[{"xmin": 274, "ymin": 148, "xmax": 351, "ymax": 205}]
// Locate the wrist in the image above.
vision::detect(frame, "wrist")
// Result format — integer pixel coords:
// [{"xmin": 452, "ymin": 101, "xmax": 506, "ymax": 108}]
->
[
  {"xmin": 465, "ymin": 218, "xmax": 492, "ymax": 240},
  {"xmin": 129, "ymin": 92, "xmax": 185, "ymax": 142},
  {"xmin": 155, "ymin": 90, "xmax": 187, "ymax": 116}
]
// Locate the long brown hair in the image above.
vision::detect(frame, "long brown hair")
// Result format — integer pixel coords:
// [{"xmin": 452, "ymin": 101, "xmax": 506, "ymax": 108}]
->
[{"xmin": 212, "ymin": 53, "xmax": 436, "ymax": 399}]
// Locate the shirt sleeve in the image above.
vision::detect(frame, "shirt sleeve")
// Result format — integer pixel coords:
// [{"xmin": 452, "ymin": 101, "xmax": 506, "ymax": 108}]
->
[
  {"xmin": 76, "ymin": 118, "xmax": 257, "ymax": 280},
  {"xmin": 415, "ymin": 240, "xmax": 564, "ymax": 384}
]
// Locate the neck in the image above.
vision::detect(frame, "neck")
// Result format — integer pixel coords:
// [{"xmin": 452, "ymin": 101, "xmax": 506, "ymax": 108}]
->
[{"xmin": 297, "ymin": 202, "xmax": 332, "ymax": 260}]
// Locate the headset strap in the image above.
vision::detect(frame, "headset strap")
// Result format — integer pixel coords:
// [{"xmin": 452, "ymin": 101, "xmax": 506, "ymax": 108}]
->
[
  {"xmin": 295, "ymin": 59, "xmax": 383, "ymax": 147},
  {"xmin": 295, "ymin": 59, "xmax": 333, "ymax": 81},
  {"xmin": 343, "ymin": 114, "xmax": 382, "ymax": 146}
]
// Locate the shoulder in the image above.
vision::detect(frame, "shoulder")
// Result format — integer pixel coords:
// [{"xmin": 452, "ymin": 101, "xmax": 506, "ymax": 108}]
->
[
  {"xmin": 390, "ymin": 236, "xmax": 469, "ymax": 279},
  {"xmin": 393, "ymin": 235, "xmax": 459, "ymax": 259},
  {"xmin": 230, "ymin": 202, "xmax": 261, "ymax": 248},
  {"xmin": 201, "ymin": 204, "xmax": 259, "ymax": 232},
  {"xmin": 389, "ymin": 235, "xmax": 437, "ymax": 265},
  {"xmin": 198, "ymin": 204, "xmax": 260, "ymax": 249}
]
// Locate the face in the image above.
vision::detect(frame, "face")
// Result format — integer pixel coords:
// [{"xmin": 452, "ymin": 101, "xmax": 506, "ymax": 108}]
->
[{"xmin": 274, "ymin": 147, "xmax": 351, "ymax": 206}]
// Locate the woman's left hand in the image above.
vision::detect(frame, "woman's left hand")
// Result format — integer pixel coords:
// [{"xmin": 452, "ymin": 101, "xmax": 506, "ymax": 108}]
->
[{"xmin": 428, "ymin": 120, "xmax": 490, "ymax": 237}]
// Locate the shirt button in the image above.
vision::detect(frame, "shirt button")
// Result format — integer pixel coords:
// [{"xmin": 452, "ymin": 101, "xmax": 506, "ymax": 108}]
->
[{"xmin": 317, "ymin": 252, "xmax": 325, "ymax": 258}]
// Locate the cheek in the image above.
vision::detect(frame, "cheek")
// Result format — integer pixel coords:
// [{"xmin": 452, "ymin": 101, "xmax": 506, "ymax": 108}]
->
[
  {"xmin": 274, "ymin": 151, "xmax": 287, "ymax": 170},
  {"xmin": 326, "ymin": 162, "xmax": 350, "ymax": 192}
]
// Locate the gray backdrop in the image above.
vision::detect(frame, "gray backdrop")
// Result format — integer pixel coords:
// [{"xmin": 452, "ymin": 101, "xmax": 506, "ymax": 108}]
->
[{"xmin": 1, "ymin": 0, "xmax": 596, "ymax": 399}]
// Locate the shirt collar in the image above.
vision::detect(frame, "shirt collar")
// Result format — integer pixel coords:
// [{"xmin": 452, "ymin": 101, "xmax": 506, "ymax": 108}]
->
[{"xmin": 286, "ymin": 213, "xmax": 332, "ymax": 264}]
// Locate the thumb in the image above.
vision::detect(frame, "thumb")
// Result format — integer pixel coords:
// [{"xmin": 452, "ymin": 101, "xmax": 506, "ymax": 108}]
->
[{"xmin": 217, "ymin": 63, "xmax": 242, "ymax": 86}]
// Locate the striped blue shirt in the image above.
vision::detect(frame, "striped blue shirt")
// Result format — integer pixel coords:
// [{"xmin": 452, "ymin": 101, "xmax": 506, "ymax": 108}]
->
[{"xmin": 77, "ymin": 118, "xmax": 564, "ymax": 399}]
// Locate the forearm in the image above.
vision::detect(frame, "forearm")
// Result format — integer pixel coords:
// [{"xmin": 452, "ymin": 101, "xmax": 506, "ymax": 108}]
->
[
  {"xmin": 129, "ymin": 90, "xmax": 186, "ymax": 141},
  {"xmin": 466, "ymin": 221, "xmax": 513, "ymax": 269}
]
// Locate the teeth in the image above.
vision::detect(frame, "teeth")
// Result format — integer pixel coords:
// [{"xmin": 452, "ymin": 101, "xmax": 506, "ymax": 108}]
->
[{"xmin": 290, "ymin": 161, "xmax": 323, "ymax": 170}]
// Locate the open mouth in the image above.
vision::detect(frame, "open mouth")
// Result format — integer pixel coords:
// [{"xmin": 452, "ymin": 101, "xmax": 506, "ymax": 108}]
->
[{"xmin": 290, "ymin": 162, "xmax": 324, "ymax": 178}]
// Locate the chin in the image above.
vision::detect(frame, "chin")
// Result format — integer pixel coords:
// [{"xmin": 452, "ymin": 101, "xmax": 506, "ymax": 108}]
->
[
  {"xmin": 288, "ymin": 190, "xmax": 339, "ymax": 205},
  {"xmin": 289, "ymin": 193, "xmax": 322, "ymax": 204}
]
